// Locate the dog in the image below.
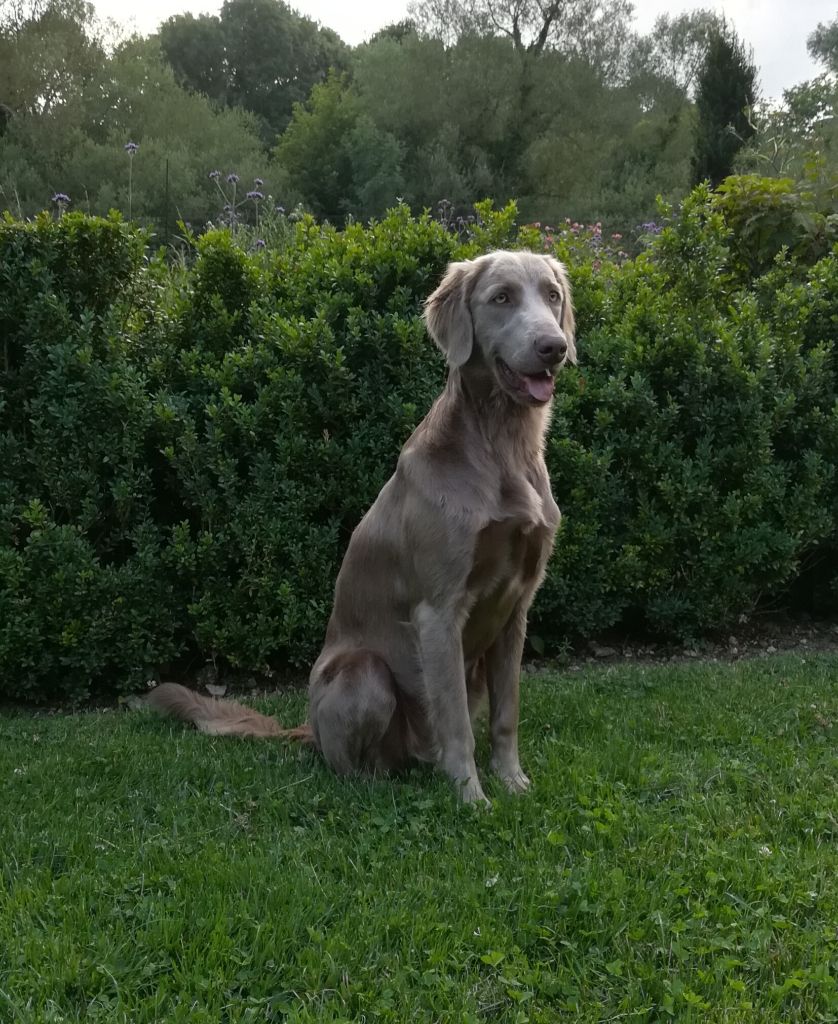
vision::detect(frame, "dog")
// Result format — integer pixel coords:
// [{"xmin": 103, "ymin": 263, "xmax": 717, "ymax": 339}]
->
[{"xmin": 150, "ymin": 249, "xmax": 576, "ymax": 804}]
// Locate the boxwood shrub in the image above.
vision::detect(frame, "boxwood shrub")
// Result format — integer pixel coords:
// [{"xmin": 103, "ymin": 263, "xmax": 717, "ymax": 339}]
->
[{"xmin": 0, "ymin": 186, "xmax": 835, "ymax": 702}]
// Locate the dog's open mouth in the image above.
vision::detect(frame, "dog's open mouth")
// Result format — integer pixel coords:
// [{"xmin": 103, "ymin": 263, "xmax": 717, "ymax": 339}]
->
[{"xmin": 496, "ymin": 359, "xmax": 555, "ymax": 404}]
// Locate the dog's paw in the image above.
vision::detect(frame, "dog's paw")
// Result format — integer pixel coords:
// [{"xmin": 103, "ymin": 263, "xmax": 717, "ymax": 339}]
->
[
  {"xmin": 459, "ymin": 775, "xmax": 491, "ymax": 808},
  {"xmin": 493, "ymin": 761, "xmax": 531, "ymax": 795}
]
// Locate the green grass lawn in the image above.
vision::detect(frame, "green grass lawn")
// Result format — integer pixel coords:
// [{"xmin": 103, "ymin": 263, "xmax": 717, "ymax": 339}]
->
[{"xmin": 3, "ymin": 654, "xmax": 838, "ymax": 1022}]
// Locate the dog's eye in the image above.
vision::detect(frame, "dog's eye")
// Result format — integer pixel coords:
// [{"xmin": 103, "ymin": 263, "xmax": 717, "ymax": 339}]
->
[
  {"xmin": 548, "ymin": 289, "xmax": 561, "ymax": 303},
  {"xmin": 493, "ymin": 292, "xmax": 509, "ymax": 304}
]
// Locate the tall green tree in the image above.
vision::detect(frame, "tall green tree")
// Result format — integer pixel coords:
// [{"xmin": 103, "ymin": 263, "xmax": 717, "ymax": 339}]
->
[
  {"xmin": 735, "ymin": 16, "xmax": 837, "ymax": 180},
  {"xmin": 808, "ymin": 16, "xmax": 838, "ymax": 75},
  {"xmin": 274, "ymin": 73, "xmax": 358, "ymax": 220},
  {"xmin": 0, "ymin": 0, "xmax": 102, "ymax": 118},
  {"xmin": 158, "ymin": 0, "xmax": 348, "ymax": 141},
  {"xmin": 628, "ymin": 9, "xmax": 721, "ymax": 96},
  {"xmin": 155, "ymin": 13, "xmax": 227, "ymax": 103},
  {"xmin": 0, "ymin": 32, "xmax": 271, "ymax": 229},
  {"xmin": 408, "ymin": 0, "xmax": 634, "ymax": 76},
  {"xmin": 275, "ymin": 25, "xmax": 695, "ymax": 229},
  {"xmin": 692, "ymin": 21, "xmax": 758, "ymax": 187}
]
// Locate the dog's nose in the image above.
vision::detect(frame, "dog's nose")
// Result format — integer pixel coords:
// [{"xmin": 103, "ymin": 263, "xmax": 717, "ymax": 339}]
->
[{"xmin": 534, "ymin": 335, "xmax": 567, "ymax": 364}]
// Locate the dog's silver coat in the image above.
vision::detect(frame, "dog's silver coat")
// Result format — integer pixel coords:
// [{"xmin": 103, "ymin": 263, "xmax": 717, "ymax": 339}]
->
[{"xmin": 150, "ymin": 250, "xmax": 575, "ymax": 805}]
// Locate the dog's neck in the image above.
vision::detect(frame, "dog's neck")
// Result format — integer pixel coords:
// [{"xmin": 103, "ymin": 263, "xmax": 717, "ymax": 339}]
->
[{"xmin": 447, "ymin": 367, "xmax": 551, "ymax": 460}]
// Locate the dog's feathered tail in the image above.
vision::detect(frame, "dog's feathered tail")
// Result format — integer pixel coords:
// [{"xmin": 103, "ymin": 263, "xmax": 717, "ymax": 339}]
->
[{"xmin": 147, "ymin": 682, "xmax": 315, "ymax": 744}]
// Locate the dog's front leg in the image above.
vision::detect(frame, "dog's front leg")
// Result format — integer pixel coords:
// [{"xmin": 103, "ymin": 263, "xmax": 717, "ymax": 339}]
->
[
  {"xmin": 485, "ymin": 602, "xmax": 530, "ymax": 794},
  {"xmin": 415, "ymin": 603, "xmax": 488, "ymax": 806}
]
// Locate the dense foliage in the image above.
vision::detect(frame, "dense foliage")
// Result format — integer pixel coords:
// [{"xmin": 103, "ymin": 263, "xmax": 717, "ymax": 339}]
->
[
  {"xmin": 691, "ymin": 21, "xmax": 757, "ymax": 186},
  {"xmin": 4, "ymin": 0, "xmax": 834, "ymax": 235},
  {"xmin": 1, "ymin": 180, "xmax": 836, "ymax": 702},
  {"xmin": 158, "ymin": 0, "xmax": 349, "ymax": 142}
]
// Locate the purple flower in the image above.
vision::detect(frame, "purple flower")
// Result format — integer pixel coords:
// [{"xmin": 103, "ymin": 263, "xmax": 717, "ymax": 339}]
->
[
  {"xmin": 246, "ymin": 190, "xmax": 264, "ymax": 201},
  {"xmin": 275, "ymin": 204, "xmax": 286, "ymax": 215},
  {"xmin": 254, "ymin": 239, "xmax": 266, "ymax": 249},
  {"xmin": 226, "ymin": 173, "xmax": 239, "ymax": 184},
  {"xmin": 254, "ymin": 177, "xmax": 264, "ymax": 187},
  {"xmin": 209, "ymin": 170, "xmax": 221, "ymax": 180},
  {"xmin": 639, "ymin": 221, "xmax": 662, "ymax": 235},
  {"xmin": 124, "ymin": 141, "xmax": 139, "ymax": 154},
  {"xmin": 51, "ymin": 192, "xmax": 71, "ymax": 204}
]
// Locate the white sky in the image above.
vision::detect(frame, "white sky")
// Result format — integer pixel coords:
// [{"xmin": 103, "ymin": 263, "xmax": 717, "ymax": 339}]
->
[{"xmin": 97, "ymin": 0, "xmax": 835, "ymax": 100}]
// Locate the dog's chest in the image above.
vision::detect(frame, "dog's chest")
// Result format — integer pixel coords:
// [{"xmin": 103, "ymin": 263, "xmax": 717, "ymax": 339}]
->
[{"xmin": 462, "ymin": 516, "xmax": 552, "ymax": 658}]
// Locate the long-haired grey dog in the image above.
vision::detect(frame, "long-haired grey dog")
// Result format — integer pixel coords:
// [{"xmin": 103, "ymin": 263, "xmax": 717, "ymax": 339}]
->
[{"xmin": 150, "ymin": 250, "xmax": 575, "ymax": 804}]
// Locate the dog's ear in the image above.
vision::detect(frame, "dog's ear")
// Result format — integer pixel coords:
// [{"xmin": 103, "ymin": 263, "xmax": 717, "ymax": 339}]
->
[
  {"xmin": 423, "ymin": 260, "xmax": 475, "ymax": 368},
  {"xmin": 543, "ymin": 256, "xmax": 577, "ymax": 364}
]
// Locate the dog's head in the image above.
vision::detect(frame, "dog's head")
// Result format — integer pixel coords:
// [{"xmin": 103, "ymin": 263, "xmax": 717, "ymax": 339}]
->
[{"xmin": 423, "ymin": 250, "xmax": 576, "ymax": 406}]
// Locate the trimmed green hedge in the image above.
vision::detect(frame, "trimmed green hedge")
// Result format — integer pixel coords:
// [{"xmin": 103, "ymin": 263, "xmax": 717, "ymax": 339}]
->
[
  {"xmin": 541, "ymin": 194, "xmax": 838, "ymax": 643},
  {"xmin": 1, "ymin": 188, "xmax": 836, "ymax": 702}
]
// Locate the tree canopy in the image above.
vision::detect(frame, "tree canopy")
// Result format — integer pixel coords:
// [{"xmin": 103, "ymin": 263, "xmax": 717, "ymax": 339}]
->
[
  {"xmin": 2, "ymin": 0, "xmax": 833, "ymax": 234},
  {"xmin": 158, "ymin": 0, "xmax": 348, "ymax": 140},
  {"xmin": 692, "ymin": 20, "xmax": 758, "ymax": 187}
]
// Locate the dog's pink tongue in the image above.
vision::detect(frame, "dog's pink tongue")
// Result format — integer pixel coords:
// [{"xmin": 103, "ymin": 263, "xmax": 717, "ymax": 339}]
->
[{"xmin": 524, "ymin": 373, "xmax": 554, "ymax": 402}]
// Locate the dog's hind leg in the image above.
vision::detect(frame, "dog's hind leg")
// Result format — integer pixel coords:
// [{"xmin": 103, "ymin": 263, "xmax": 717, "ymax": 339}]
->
[{"xmin": 309, "ymin": 650, "xmax": 407, "ymax": 776}]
